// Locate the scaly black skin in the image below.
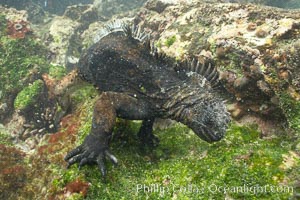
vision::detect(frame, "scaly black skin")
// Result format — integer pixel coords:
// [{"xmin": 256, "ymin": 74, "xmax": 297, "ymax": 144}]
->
[{"xmin": 65, "ymin": 25, "xmax": 230, "ymax": 178}]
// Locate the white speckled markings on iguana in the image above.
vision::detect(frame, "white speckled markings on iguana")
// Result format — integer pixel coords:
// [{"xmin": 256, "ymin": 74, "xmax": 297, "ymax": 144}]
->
[{"xmin": 49, "ymin": 20, "xmax": 230, "ymax": 179}]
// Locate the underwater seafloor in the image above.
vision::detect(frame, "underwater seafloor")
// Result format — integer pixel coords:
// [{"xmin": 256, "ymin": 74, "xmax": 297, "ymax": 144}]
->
[{"xmin": 0, "ymin": 0, "xmax": 300, "ymax": 199}]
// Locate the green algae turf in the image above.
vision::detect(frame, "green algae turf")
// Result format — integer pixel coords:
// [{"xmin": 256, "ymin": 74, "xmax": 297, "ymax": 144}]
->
[
  {"xmin": 53, "ymin": 97, "xmax": 299, "ymax": 199},
  {"xmin": 0, "ymin": 15, "xmax": 49, "ymax": 103}
]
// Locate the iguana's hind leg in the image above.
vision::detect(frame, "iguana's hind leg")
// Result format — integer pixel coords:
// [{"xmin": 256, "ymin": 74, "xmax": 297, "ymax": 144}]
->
[
  {"xmin": 65, "ymin": 92, "xmax": 155, "ymax": 177},
  {"xmin": 138, "ymin": 118, "xmax": 159, "ymax": 147}
]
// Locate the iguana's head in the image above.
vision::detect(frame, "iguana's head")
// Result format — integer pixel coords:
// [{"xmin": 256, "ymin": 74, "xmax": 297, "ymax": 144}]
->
[{"xmin": 185, "ymin": 99, "xmax": 230, "ymax": 143}]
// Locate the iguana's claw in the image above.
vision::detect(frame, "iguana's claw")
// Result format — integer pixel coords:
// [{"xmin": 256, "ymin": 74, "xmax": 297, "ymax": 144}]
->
[{"xmin": 65, "ymin": 134, "xmax": 118, "ymax": 177}]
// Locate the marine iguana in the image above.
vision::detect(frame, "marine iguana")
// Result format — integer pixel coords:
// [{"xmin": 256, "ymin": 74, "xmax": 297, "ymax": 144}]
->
[{"xmin": 51, "ymin": 20, "xmax": 230, "ymax": 177}]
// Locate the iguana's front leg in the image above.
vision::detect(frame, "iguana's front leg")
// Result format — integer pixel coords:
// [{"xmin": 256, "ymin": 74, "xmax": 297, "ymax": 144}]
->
[
  {"xmin": 65, "ymin": 92, "xmax": 154, "ymax": 177},
  {"xmin": 65, "ymin": 92, "xmax": 117, "ymax": 177}
]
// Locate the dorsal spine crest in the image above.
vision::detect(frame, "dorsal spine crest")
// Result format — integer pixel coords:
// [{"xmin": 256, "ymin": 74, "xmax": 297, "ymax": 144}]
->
[
  {"xmin": 92, "ymin": 20, "xmax": 220, "ymax": 88},
  {"xmin": 175, "ymin": 57, "xmax": 220, "ymax": 88},
  {"xmin": 93, "ymin": 20, "xmax": 151, "ymax": 44}
]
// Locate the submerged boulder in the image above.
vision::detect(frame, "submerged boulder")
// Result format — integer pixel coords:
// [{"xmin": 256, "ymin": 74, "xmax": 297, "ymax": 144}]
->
[{"xmin": 133, "ymin": 1, "xmax": 300, "ymax": 135}]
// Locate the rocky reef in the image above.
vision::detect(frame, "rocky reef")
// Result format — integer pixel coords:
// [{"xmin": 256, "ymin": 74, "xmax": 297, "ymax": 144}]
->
[
  {"xmin": 0, "ymin": 0, "xmax": 299, "ymax": 199},
  {"xmin": 132, "ymin": 0, "xmax": 300, "ymax": 136},
  {"xmin": 227, "ymin": 0, "xmax": 300, "ymax": 9}
]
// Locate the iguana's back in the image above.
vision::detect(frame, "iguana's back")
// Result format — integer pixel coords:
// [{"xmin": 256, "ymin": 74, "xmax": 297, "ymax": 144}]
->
[{"xmin": 78, "ymin": 24, "xmax": 181, "ymax": 98}]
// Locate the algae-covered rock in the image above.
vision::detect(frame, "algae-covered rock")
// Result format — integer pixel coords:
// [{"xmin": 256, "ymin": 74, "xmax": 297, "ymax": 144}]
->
[
  {"xmin": 94, "ymin": 0, "xmax": 147, "ymax": 18},
  {"xmin": 134, "ymin": 1, "xmax": 300, "ymax": 135},
  {"xmin": 14, "ymin": 80, "xmax": 44, "ymax": 110},
  {"xmin": 0, "ymin": 10, "xmax": 49, "ymax": 123},
  {"xmin": 0, "ymin": 8, "xmax": 71, "ymax": 149},
  {"xmin": 228, "ymin": 0, "xmax": 300, "ymax": 9},
  {"xmin": 48, "ymin": 16, "xmax": 80, "ymax": 65},
  {"xmin": 0, "ymin": 144, "xmax": 28, "ymax": 200}
]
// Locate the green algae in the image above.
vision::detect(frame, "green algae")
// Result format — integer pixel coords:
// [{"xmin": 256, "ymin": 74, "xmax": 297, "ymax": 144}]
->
[
  {"xmin": 28, "ymin": 71, "xmax": 298, "ymax": 199},
  {"xmin": 14, "ymin": 79, "xmax": 44, "ymax": 110},
  {"xmin": 279, "ymin": 92, "xmax": 300, "ymax": 133},
  {"xmin": 0, "ymin": 32, "xmax": 48, "ymax": 102},
  {"xmin": 9, "ymin": 78, "xmax": 296, "ymax": 199},
  {"xmin": 49, "ymin": 97, "xmax": 299, "ymax": 200},
  {"xmin": 165, "ymin": 35, "xmax": 176, "ymax": 47},
  {"xmin": 70, "ymin": 85, "xmax": 98, "ymax": 106},
  {"xmin": 0, "ymin": 127, "xmax": 13, "ymax": 146},
  {"xmin": 0, "ymin": 15, "xmax": 6, "ymax": 37},
  {"xmin": 48, "ymin": 64, "xmax": 67, "ymax": 80}
]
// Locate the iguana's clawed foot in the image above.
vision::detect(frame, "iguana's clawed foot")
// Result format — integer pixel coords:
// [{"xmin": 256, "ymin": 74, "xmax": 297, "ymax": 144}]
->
[{"xmin": 65, "ymin": 134, "xmax": 117, "ymax": 177}]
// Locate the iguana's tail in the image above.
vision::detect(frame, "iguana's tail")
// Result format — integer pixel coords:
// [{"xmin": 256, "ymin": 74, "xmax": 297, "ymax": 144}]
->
[{"xmin": 42, "ymin": 69, "xmax": 86, "ymax": 99}]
